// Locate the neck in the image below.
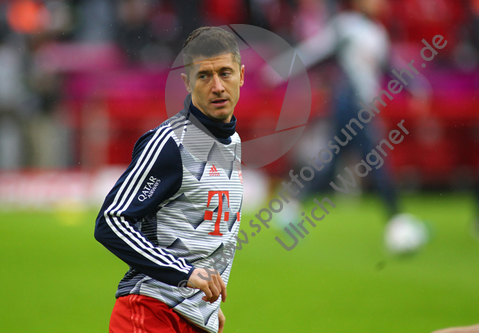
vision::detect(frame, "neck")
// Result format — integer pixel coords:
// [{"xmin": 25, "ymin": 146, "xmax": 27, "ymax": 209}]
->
[
  {"xmin": 189, "ymin": 102, "xmax": 236, "ymax": 143},
  {"xmin": 193, "ymin": 101, "xmax": 233, "ymax": 123}
]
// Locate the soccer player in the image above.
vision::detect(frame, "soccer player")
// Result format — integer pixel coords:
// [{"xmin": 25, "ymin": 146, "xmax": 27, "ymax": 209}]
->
[
  {"xmin": 264, "ymin": 0, "xmax": 430, "ymax": 254},
  {"xmin": 95, "ymin": 26, "xmax": 245, "ymax": 333}
]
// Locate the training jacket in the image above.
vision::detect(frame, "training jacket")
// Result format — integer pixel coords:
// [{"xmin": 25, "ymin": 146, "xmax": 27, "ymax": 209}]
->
[{"xmin": 95, "ymin": 94, "xmax": 243, "ymax": 333}]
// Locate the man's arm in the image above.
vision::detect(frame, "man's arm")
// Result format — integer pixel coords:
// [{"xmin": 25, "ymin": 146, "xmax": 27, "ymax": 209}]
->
[
  {"xmin": 94, "ymin": 126, "xmax": 194, "ymax": 286},
  {"xmin": 294, "ymin": 22, "xmax": 339, "ymax": 71},
  {"xmin": 261, "ymin": 19, "xmax": 339, "ymax": 87},
  {"xmin": 432, "ymin": 324, "xmax": 479, "ymax": 333}
]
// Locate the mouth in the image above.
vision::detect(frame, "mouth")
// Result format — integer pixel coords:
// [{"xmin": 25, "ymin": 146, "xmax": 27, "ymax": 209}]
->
[{"xmin": 211, "ymin": 99, "xmax": 228, "ymax": 107}]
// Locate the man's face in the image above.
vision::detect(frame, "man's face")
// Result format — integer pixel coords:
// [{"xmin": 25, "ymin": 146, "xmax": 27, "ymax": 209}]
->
[
  {"xmin": 356, "ymin": 0, "xmax": 385, "ymax": 17},
  {"xmin": 181, "ymin": 53, "xmax": 245, "ymax": 123}
]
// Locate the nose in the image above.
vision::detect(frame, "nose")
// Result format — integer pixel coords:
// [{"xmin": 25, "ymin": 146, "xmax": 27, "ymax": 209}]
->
[{"xmin": 211, "ymin": 74, "xmax": 225, "ymax": 94}]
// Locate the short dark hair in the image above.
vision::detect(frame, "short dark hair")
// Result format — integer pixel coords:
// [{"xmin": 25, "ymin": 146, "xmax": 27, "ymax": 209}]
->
[{"xmin": 182, "ymin": 27, "xmax": 241, "ymax": 72}]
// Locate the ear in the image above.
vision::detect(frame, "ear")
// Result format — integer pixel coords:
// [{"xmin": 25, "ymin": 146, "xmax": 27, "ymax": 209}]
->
[
  {"xmin": 239, "ymin": 64, "xmax": 245, "ymax": 87},
  {"xmin": 181, "ymin": 73, "xmax": 192, "ymax": 93}
]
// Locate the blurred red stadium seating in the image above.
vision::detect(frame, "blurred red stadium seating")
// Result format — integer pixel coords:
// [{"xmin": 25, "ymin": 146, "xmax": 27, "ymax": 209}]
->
[{"xmin": 63, "ymin": 66, "xmax": 479, "ymax": 187}]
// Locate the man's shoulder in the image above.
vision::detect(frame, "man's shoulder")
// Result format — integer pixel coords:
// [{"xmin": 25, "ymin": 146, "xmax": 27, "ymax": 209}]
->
[
  {"xmin": 153, "ymin": 110, "xmax": 188, "ymax": 133},
  {"xmin": 231, "ymin": 132, "xmax": 241, "ymax": 144},
  {"xmin": 141, "ymin": 110, "xmax": 189, "ymax": 142},
  {"xmin": 132, "ymin": 111, "xmax": 188, "ymax": 157}
]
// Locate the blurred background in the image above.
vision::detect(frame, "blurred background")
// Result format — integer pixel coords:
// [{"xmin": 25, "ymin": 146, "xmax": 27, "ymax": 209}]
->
[{"xmin": 0, "ymin": 0, "xmax": 478, "ymax": 332}]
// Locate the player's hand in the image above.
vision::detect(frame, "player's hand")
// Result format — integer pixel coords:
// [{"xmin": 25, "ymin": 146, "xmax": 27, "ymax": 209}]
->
[
  {"xmin": 187, "ymin": 268, "xmax": 227, "ymax": 303},
  {"xmin": 218, "ymin": 308, "xmax": 225, "ymax": 333},
  {"xmin": 432, "ymin": 324, "xmax": 479, "ymax": 333}
]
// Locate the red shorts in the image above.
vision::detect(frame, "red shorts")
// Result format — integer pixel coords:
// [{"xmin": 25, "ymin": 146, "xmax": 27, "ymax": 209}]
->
[{"xmin": 109, "ymin": 294, "xmax": 208, "ymax": 333}]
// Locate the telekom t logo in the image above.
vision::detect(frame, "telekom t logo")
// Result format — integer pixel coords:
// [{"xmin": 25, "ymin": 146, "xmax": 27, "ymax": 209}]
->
[{"xmin": 204, "ymin": 190, "xmax": 230, "ymax": 236}]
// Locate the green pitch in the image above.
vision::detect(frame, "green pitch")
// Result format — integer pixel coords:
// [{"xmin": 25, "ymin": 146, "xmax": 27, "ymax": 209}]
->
[{"xmin": 0, "ymin": 192, "xmax": 478, "ymax": 333}]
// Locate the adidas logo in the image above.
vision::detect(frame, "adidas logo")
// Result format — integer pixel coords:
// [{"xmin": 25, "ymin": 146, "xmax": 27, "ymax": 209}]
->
[{"xmin": 209, "ymin": 165, "xmax": 220, "ymax": 177}]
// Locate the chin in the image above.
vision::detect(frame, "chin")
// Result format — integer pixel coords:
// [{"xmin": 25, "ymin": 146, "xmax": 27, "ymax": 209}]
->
[{"xmin": 210, "ymin": 110, "xmax": 232, "ymax": 121}]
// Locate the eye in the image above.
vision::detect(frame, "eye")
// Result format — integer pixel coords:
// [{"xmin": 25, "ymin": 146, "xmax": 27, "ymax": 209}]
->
[
  {"xmin": 199, "ymin": 74, "xmax": 208, "ymax": 80},
  {"xmin": 221, "ymin": 72, "xmax": 231, "ymax": 77}
]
